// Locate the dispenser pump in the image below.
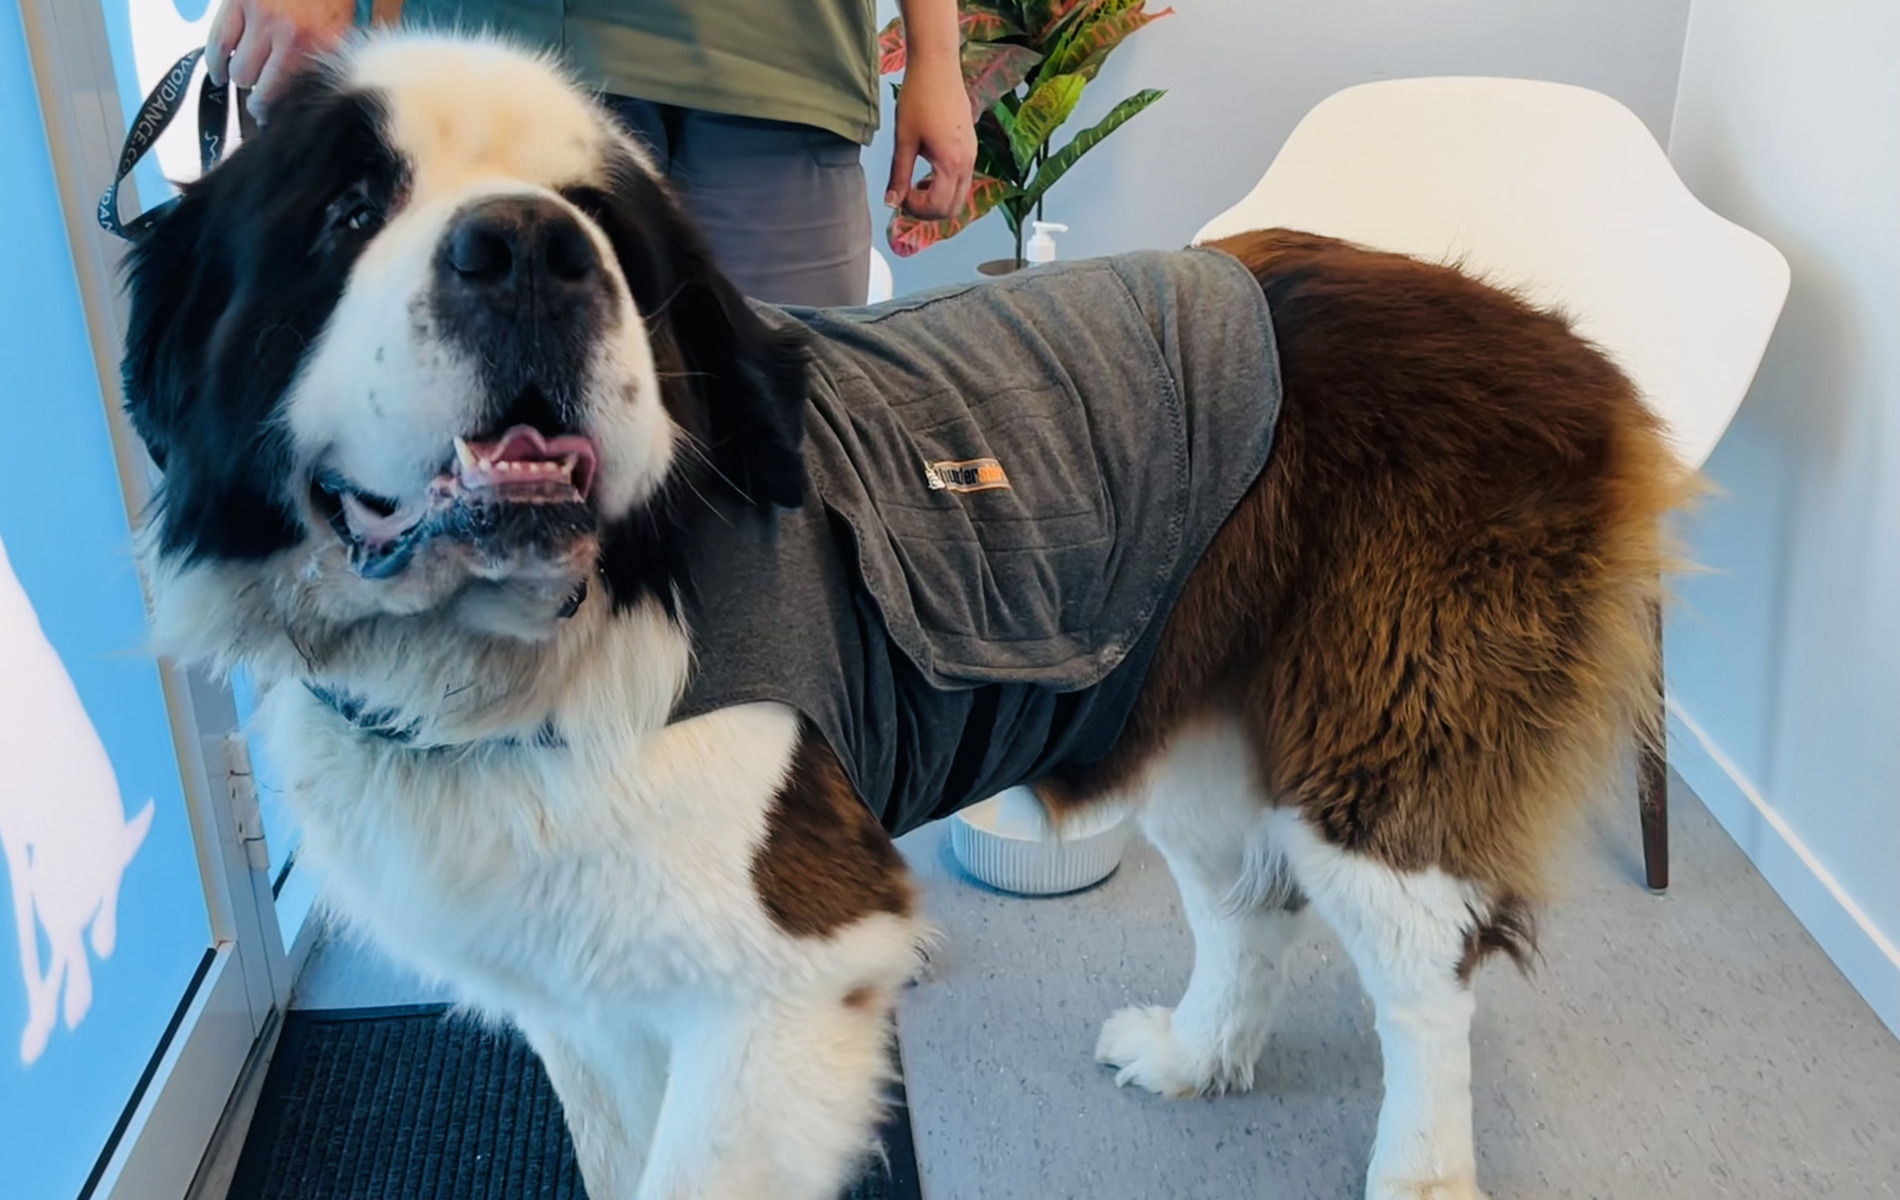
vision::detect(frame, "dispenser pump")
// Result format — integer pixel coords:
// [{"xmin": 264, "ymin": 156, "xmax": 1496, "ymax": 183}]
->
[{"xmin": 1025, "ymin": 221, "xmax": 1069, "ymax": 265}]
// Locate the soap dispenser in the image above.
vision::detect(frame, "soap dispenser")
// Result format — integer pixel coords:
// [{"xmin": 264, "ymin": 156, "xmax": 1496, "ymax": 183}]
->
[{"xmin": 1025, "ymin": 221, "xmax": 1069, "ymax": 265}]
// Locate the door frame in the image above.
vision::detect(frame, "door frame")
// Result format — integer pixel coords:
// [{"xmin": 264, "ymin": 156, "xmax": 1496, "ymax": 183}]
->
[{"xmin": 15, "ymin": 2, "xmax": 306, "ymax": 1196}]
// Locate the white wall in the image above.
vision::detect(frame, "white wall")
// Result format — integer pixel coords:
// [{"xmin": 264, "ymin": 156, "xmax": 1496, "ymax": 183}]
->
[
  {"xmin": 870, "ymin": 0, "xmax": 1694, "ymax": 294},
  {"xmin": 1665, "ymin": 0, "xmax": 1900, "ymax": 1035}
]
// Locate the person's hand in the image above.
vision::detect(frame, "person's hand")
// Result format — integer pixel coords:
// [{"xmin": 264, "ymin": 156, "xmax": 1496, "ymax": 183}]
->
[
  {"xmin": 886, "ymin": 52, "xmax": 977, "ymax": 220},
  {"xmin": 205, "ymin": 0, "xmax": 355, "ymax": 120}
]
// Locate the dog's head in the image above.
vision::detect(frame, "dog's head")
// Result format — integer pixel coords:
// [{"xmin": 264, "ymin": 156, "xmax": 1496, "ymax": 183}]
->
[{"xmin": 122, "ymin": 33, "xmax": 806, "ymax": 677}]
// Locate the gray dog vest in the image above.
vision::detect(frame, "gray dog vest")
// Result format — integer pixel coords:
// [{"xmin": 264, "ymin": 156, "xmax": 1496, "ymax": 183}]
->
[{"xmin": 672, "ymin": 248, "xmax": 1282, "ymax": 836}]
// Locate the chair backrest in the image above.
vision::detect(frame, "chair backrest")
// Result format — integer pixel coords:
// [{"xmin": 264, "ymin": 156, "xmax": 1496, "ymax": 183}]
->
[
  {"xmin": 868, "ymin": 246, "xmax": 895, "ymax": 305},
  {"xmin": 1195, "ymin": 77, "xmax": 1789, "ymax": 470}
]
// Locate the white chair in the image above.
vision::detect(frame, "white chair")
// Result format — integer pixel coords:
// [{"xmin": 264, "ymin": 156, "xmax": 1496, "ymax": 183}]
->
[
  {"xmin": 867, "ymin": 246, "xmax": 895, "ymax": 304},
  {"xmin": 1196, "ymin": 77, "xmax": 1789, "ymax": 891}
]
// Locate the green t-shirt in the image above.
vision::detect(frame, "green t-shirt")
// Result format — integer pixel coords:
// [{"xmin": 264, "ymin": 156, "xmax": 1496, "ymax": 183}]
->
[{"xmin": 407, "ymin": 1, "xmax": 880, "ymax": 143}]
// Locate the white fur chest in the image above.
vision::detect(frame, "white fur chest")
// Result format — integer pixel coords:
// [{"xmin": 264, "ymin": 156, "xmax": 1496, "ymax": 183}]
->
[{"xmin": 261, "ymin": 683, "xmax": 806, "ymax": 1012}]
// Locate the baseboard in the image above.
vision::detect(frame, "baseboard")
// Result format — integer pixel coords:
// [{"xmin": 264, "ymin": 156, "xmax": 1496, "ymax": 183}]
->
[{"xmin": 1667, "ymin": 700, "xmax": 1900, "ymax": 1038}]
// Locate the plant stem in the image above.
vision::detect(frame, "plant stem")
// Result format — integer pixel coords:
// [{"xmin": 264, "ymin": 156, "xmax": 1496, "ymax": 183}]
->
[{"xmin": 1035, "ymin": 146, "xmax": 1045, "ymax": 222}]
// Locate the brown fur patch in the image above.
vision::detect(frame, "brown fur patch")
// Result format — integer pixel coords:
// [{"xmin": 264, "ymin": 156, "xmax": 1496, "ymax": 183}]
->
[
  {"xmin": 842, "ymin": 985, "xmax": 879, "ymax": 1010},
  {"xmin": 1044, "ymin": 230, "xmax": 1688, "ymax": 902},
  {"xmin": 752, "ymin": 728, "xmax": 915, "ymax": 938},
  {"xmin": 1457, "ymin": 894, "xmax": 1538, "ymax": 983}
]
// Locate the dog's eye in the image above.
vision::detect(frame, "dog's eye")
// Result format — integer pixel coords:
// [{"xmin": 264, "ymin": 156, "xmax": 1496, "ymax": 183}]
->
[
  {"xmin": 335, "ymin": 201, "xmax": 385, "ymax": 236},
  {"xmin": 321, "ymin": 181, "xmax": 388, "ymax": 245}
]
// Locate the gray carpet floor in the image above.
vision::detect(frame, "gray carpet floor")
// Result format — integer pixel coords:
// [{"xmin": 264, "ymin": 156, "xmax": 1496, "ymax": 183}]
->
[{"xmin": 288, "ymin": 774, "xmax": 1900, "ymax": 1200}]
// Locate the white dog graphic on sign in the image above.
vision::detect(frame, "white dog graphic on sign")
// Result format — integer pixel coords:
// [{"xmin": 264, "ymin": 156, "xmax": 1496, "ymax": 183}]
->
[{"xmin": 0, "ymin": 532, "xmax": 153, "ymax": 1065}]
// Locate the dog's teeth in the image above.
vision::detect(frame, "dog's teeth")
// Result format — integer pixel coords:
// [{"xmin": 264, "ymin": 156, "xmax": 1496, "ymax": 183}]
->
[{"xmin": 453, "ymin": 437, "xmax": 479, "ymax": 474}]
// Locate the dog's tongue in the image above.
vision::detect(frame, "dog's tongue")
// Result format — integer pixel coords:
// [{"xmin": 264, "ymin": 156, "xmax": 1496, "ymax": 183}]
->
[
  {"xmin": 452, "ymin": 425, "xmax": 598, "ymax": 502},
  {"xmin": 341, "ymin": 491, "xmax": 430, "ymax": 546}
]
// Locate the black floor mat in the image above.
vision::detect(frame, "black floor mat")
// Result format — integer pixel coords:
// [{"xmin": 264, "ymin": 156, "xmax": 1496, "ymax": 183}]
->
[{"xmin": 228, "ymin": 1005, "xmax": 920, "ymax": 1200}]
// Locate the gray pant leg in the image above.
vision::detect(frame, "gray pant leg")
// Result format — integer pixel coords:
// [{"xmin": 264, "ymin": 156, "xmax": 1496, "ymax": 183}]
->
[
  {"xmin": 670, "ymin": 112, "xmax": 872, "ymax": 308},
  {"xmin": 603, "ymin": 99, "xmax": 872, "ymax": 307},
  {"xmin": 606, "ymin": 96, "xmax": 673, "ymax": 165}
]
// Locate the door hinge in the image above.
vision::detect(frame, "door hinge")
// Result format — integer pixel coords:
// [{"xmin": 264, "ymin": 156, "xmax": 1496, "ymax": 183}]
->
[{"xmin": 222, "ymin": 733, "xmax": 270, "ymax": 873}]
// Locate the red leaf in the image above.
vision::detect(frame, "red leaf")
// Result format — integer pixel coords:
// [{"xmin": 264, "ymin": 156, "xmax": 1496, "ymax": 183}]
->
[
  {"xmin": 878, "ymin": 17, "xmax": 906, "ymax": 75},
  {"xmin": 958, "ymin": 2, "xmax": 1024, "ymax": 41},
  {"xmin": 1021, "ymin": 0, "xmax": 1093, "ymax": 40},
  {"xmin": 886, "ymin": 8, "xmax": 1027, "ymax": 77},
  {"xmin": 960, "ymin": 42, "xmax": 1042, "ymax": 120},
  {"xmin": 887, "ymin": 173, "xmax": 1010, "ymax": 257}
]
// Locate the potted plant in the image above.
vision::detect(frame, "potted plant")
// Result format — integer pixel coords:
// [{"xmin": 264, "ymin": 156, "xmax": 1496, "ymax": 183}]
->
[{"xmin": 881, "ymin": 0, "xmax": 1172, "ymax": 270}]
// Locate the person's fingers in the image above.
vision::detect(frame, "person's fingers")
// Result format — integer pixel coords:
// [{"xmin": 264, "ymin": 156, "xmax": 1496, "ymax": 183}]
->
[
  {"xmin": 225, "ymin": 26, "xmax": 272, "ymax": 91},
  {"xmin": 249, "ymin": 28, "xmax": 307, "ymax": 113},
  {"xmin": 941, "ymin": 154, "xmax": 974, "ymax": 215},
  {"xmin": 249, "ymin": 57, "xmax": 291, "ymax": 118},
  {"xmin": 204, "ymin": 0, "xmax": 246, "ymax": 86},
  {"xmin": 905, "ymin": 171, "xmax": 956, "ymax": 220},
  {"xmin": 885, "ymin": 136, "xmax": 919, "ymax": 210},
  {"xmin": 903, "ymin": 135, "xmax": 975, "ymax": 219}
]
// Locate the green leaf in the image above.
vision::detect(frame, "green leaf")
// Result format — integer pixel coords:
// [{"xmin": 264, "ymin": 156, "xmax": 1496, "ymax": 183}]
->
[
  {"xmin": 960, "ymin": 42, "xmax": 1042, "ymax": 118},
  {"xmin": 1002, "ymin": 202, "xmax": 1023, "ymax": 237},
  {"xmin": 1008, "ymin": 73, "xmax": 1086, "ymax": 170},
  {"xmin": 887, "ymin": 173, "xmax": 1012, "ymax": 258},
  {"xmin": 878, "ymin": 17, "xmax": 906, "ymax": 74},
  {"xmin": 985, "ymin": 104, "xmax": 1019, "ymax": 163},
  {"xmin": 974, "ymin": 141, "xmax": 1015, "ymax": 184},
  {"xmin": 1041, "ymin": 5, "xmax": 1172, "ymax": 80},
  {"xmin": 1019, "ymin": 87, "xmax": 1163, "ymax": 211},
  {"xmin": 958, "ymin": 0, "xmax": 1024, "ymax": 41},
  {"xmin": 975, "ymin": 108, "xmax": 1021, "ymax": 183}
]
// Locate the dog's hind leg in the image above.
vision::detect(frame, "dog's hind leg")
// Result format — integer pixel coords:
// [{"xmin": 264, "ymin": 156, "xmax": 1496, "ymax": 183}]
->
[
  {"xmin": 1095, "ymin": 720, "xmax": 1308, "ymax": 1098},
  {"xmin": 1275, "ymin": 813, "xmax": 1493, "ymax": 1200}
]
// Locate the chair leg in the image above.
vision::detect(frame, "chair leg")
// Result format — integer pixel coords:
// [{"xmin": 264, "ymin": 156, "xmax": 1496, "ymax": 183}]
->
[{"xmin": 1639, "ymin": 596, "xmax": 1669, "ymax": 892}]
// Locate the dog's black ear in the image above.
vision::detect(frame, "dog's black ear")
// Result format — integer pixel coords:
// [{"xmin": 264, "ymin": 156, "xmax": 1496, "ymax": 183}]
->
[
  {"xmin": 587, "ymin": 155, "xmax": 810, "ymax": 509},
  {"xmin": 120, "ymin": 188, "xmax": 220, "ymax": 475},
  {"xmin": 119, "ymin": 73, "xmax": 397, "ymax": 563},
  {"xmin": 119, "ymin": 172, "xmax": 304, "ymax": 562}
]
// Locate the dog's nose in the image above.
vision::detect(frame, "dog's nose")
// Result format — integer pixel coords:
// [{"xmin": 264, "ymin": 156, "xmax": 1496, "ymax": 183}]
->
[
  {"xmin": 431, "ymin": 195, "xmax": 610, "ymax": 409},
  {"xmin": 441, "ymin": 196, "xmax": 599, "ymax": 302}
]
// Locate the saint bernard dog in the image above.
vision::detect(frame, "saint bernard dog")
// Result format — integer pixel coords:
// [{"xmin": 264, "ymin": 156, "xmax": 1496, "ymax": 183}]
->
[{"xmin": 117, "ymin": 31, "xmax": 1684, "ymax": 1200}]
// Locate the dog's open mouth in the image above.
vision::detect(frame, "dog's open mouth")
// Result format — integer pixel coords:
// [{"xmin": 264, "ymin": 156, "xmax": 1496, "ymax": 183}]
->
[
  {"xmin": 438, "ymin": 426, "xmax": 599, "ymax": 509},
  {"xmin": 313, "ymin": 424, "xmax": 600, "ymax": 578}
]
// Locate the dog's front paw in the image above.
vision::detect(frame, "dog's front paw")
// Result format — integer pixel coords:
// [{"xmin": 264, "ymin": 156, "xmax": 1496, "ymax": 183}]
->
[
  {"xmin": 1367, "ymin": 1176, "xmax": 1490, "ymax": 1200},
  {"xmin": 1094, "ymin": 1005, "xmax": 1255, "ymax": 1098}
]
